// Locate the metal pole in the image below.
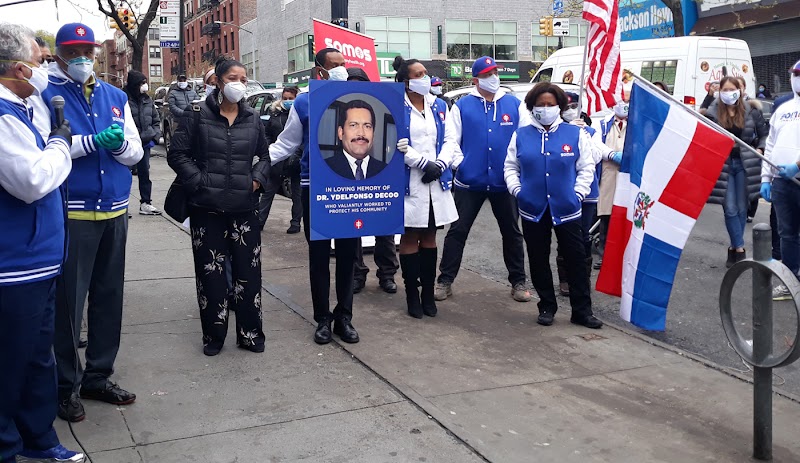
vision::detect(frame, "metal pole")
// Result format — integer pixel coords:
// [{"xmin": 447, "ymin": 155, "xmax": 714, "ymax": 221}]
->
[
  {"xmin": 178, "ymin": 0, "xmax": 185, "ymax": 76},
  {"xmin": 576, "ymin": 29, "xmax": 590, "ymax": 114},
  {"xmin": 752, "ymin": 223, "xmax": 773, "ymax": 461}
]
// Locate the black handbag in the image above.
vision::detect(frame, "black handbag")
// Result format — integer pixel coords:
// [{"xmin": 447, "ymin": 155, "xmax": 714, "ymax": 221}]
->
[{"xmin": 164, "ymin": 177, "xmax": 189, "ymax": 222}]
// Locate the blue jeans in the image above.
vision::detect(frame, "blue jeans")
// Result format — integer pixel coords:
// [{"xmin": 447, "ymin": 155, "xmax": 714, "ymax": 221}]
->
[
  {"xmin": 723, "ymin": 157, "xmax": 748, "ymax": 249},
  {"xmin": 772, "ymin": 178, "xmax": 800, "ymax": 278}
]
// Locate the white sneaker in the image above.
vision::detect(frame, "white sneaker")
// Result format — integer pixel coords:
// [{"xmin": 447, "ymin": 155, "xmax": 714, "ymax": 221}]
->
[
  {"xmin": 772, "ymin": 284, "xmax": 791, "ymax": 301},
  {"xmin": 139, "ymin": 203, "xmax": 162, "ymax": 215}
]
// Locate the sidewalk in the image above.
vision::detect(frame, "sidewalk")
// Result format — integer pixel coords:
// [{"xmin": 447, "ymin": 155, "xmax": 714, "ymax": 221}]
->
[{"xmin": 55, "ymin": 152, "xmax": 800, "ymax": 462}]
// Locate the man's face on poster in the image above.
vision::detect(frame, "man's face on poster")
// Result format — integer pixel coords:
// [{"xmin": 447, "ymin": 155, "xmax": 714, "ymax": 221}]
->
[{"xmin": 338, "ymin": 107, "xmax": 374, "ymax": 160}]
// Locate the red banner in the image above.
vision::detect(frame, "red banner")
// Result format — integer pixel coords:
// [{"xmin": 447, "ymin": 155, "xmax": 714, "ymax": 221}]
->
[{"xmin": 313, "ymin": 19, "xmax": 379, "ymax": 82}]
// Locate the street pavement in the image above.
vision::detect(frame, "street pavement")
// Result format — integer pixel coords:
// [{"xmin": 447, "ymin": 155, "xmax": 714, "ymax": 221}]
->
[{"xmin": 53, "ymin": 150, "xmax": 800, "ymax": 462}]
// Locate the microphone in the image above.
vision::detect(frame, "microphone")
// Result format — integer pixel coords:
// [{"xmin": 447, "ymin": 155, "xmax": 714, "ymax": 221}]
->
[{"xmin": 51, "ymin": 95, "xmax": 65, "ymax": 128}]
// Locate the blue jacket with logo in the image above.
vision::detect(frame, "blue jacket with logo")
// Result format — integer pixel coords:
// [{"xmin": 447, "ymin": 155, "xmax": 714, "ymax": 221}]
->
[
  {"xmin": 584, "ymin": 125, "xmax": 601, "ymax": 203},
  {"xmin": 41, "ymin": 68, "xmax": 143, "ymax": 214},
  {"xmin": 0, "ymin": 96, "xmax": 69, "ymax": 286},
  {"xmin": 452, "ymin": 90, "xmax": 521, "ymax": 192},
  {"xmin": 404, "ymin": 97, "xmax": 453, "ymax": 195}
]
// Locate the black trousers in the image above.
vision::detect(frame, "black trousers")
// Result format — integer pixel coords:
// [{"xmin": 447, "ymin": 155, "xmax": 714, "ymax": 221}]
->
[
  {"xmin": 54, "ymin": 215, "xmax": 127, "ymax": 399},
  {"xmin": 257, "ymin": 173, "xmax": 303, "ymax": 231},
  {"xmin": 302, "ymin": 188, "xmax": 358, "ymax": 323},
  {"xmin": 771, "ymin": 204, "xmax": 782, "ymax": 260},
  {"xmin": 438, "ymin": 188, "xmax": 526, "ymax": 286},
  {"xmin": 189, "ymin": 208, "xmax": 265, "ymax": 349},
  {"xmin": 136, "ymin": 147, "xmax": 152, "ymax": 204},
  {"xmin": 522, "ymin": 209, "xmax": 593, "ymax": 320},
  {"xmin": 354, "ymin": 235, "xmax": 398, "ymax": 284}
]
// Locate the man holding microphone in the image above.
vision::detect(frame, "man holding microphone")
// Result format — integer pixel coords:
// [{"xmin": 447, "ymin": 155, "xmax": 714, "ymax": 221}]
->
[{"xmin": 0, "ymin": 23, "xmax": 85, "ymax": 462}]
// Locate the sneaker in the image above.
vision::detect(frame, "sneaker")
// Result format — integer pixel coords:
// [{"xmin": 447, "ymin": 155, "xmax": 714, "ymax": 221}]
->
[
  {"xmin": 746, "ymin": 216, "xmax": 754, "ymax": 223},
  {"xmin": 17, "ymin": 444, "xmax": 85, "ymax": 462},
  {"xmin": 434, "ymin": 282, "xmax": 452, "ymax": 301},
  {"xmin": 571, "ymin": 315, "xmax": 604, "ymax": 329},
  {"xmin": 139, "ymin": 203, "xmax": 162, "ymax": 215},
  {"xmin": 57, "ymin": 394, "xmax": 85, "ymax": 423},
  {"xmin": 511, "ymin": 283, "xmax": 532, "ymax": 302},
  {"xmin": 773, "ymin": 284, "xmax": 792, "ymax": 301}
]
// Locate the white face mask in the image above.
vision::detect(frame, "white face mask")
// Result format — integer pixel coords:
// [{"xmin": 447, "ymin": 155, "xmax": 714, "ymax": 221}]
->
[
  {"xmin": 222, "ymin": 81, "xmax": 246, "ymax": 103},
  {"xmin": 532, "ymin": 106, "xmax": 560, "ymax": 126},
  {"xmin": 60, "ymin": 55, "xmax": 93, "ymax": 84},
  {"xmin": 613, "ymin": 101, "xmax": 629, "ymax": 119},
  {"xmin": 22, "ymin": 63, "xmax": 48, "ymax": 95},
  {"xmin": 140, "ymin": 83, "xmax": 149, "ymax": 94},
  {"xmin": 562, "ymin": 108, "xmax": 579, "ymax": 122},
  {"xmin": 206, "ymin": 84, "xmax": 215, "ymax": 95},
  {"xmin": 720, "ymin": 90, "xmax": 740, "ymax": 106},
  {"xmin": 791, "ymin": 75, "xmax": 800, "ymax": 95},
  {"xmin": 477, "ymin": 74, "xmax": 500, "ymax": 94},
  {"xmin": 408, "ymin": 75, "xmax": 431, "ymax": 96},
  {"xmin": 177, "ymin": 81, "xmax": 188, "ymax": 89},
  {"xmin": 327, "ymin": 66, "xmax": 348, "ymax": 82},
  {"xmin": 431, "ymin": 86, "xmax": 442, "ymax": 96}
]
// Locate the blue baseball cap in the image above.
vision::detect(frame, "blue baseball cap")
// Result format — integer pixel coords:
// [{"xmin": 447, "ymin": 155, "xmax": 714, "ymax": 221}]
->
[
  {"xmin": 564, "ymin": 92, "xmax": 579, "ymax": 104},
  {"xmin": 56, "ymin": 23, "xmax": 97, "ymax": 47},
  {"xmin": 472, "ymin": 56, "xmax": 497, "ymax": 77},
  {"xmin": 431, "ymin": 76, "xmax": 443, "ymax": 86},
  {"xmin": 791, "ymin": 59, "xmax": 800, "ymax": 73}
]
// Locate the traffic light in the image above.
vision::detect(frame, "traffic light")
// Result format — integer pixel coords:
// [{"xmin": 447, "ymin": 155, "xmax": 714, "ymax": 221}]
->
[
  {"xmin": 539, "ymin": 16, "xmax": 553, "ymax": 36},
  {"xmin": 110, "ymin": 17, "xmax": 119, "ymax": 30},
  {"xmin": 118, "ymin": 8, "xmax": 136, "ymax": 30}
]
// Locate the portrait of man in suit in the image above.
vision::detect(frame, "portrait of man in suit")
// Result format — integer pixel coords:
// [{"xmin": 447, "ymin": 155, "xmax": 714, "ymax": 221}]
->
[{"xmin": 326, "ymin": 99, "xmax": 388, "ymax": 180}]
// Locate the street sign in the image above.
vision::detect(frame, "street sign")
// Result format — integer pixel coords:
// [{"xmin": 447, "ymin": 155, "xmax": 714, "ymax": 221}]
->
[
  {"xmin": 552, "ymin": 17, "xmax": 570, "ymax": 36},
  {"xmin": 553, "ymin": 0, "xmax": 564, "ymax": 15},
  {"xmin": 160, "ymin": 41, "xmax": 180, "ymax": 48},
  {"xmin": 159, "ymin": 15, "xmax": 179, "ymax": 41},
  {"xmin": 159, "ymin": 0, "xmax": 179, "ymax": 16}
]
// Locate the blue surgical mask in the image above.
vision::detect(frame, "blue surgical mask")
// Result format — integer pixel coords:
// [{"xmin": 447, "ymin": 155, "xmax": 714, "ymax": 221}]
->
[
  {"xmin": 282, "ymin": 100, "xmax": 294, "ymax": 110},
  {"xmin": 60, "ymin": 55, "xmax": 93, "ymax": 84}
]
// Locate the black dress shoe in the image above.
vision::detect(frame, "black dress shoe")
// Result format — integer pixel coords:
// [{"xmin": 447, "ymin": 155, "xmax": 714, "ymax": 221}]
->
[
  {"xmin": 537, "ymin": 312, "xmax": 555, "ymax": 326},
  {"xmin": 80, "ymin": 381, "xmax": 136, "ymax": 405},
  {"xmin": 314, "ymin": 322, "xmax": 332, "ymax": 345},
  {"xmin": 353, "ymin": 279, "xmax": 366, "ymax": 294},
  {"xmin": 333, "ymin": 320, "xmax": 360, "ymax": 343},
  {"xmin": 571, "ymin": 315, "xmax": 604, "ymax": 329},
  {"xmin": 237, "ymin": 343, "xmax": 265, "ymax": 353},
  {"xmin": 379, "ymin": 279, "xmax": 398, "ymax": 294},
  {"xmin": 286, "ymin": 224, "xmax": 301, "ymax": 234},
  {"xmin": 78, "ymin": 338, "xmax": 88, "ymax": 349},
  {"xmin": 57, "ymin": 394, "xmax": 85, "ymax": 422}
]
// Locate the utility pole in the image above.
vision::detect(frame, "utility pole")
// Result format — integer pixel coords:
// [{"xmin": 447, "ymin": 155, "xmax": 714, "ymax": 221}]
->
[{"xmin": 178, "ymin": 0, "xmax": 185, "ymax": 75}]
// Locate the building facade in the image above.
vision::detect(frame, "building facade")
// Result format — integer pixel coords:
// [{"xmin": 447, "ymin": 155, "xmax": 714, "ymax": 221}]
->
[{"xmin": 255, "ymin": 0, "xmax": 586, "ymax": 84}]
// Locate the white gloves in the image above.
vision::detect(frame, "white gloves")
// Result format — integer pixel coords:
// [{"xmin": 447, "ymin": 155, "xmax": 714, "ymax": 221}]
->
[{"xmin": 396, "ymin": 138, "xmax": 409, "ymax": 153}]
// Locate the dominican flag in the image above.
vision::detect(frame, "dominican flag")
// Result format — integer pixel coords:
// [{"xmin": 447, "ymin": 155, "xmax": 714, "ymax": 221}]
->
[{"xmin": 595, "ymin": 81, "xmax": 735, "ymax": 331}]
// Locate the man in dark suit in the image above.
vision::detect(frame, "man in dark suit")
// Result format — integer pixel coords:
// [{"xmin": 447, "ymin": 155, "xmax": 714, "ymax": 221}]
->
[{"xmin": 325, "ymin": 99, "xmax": 387, "ymax": 180}]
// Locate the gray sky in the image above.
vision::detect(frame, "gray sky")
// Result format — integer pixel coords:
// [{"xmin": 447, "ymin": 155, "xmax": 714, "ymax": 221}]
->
[{"xmin": 2, "ymin": 0, "xmax": 117, "ymax": 41}]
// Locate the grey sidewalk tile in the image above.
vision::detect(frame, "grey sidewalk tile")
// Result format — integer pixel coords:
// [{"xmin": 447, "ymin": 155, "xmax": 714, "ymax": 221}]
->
[{"xmin": 125, "ymin": 248, "xmax": 195, "ymax": 281}]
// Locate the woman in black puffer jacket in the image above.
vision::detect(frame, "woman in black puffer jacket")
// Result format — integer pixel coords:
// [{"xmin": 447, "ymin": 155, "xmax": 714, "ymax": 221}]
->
[
  {"xmin": 124, "ymin": 70, "xmax": 162, "ymax": 215},
  {"xmin": 704, "ymin": 76, "xmax": 768, "ymax": 268},
  {"xmin": 168, "ymin": 57, "xmax": 270, "ymax": 356}
]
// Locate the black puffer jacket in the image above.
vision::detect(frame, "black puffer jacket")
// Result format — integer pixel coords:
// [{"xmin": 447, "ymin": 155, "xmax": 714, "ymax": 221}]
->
[
  {"xmin": 167, "ymin": 90, "xmax": 270, "ymax": 213},
  {"xmin": 263, "ymin": 100, "xmax": 302, "ymax": 177},
  {"xmin": 704, "ymin": 100, "xmax": 769, "ymax": 205},
  {"xmin": 124, "ymin": 70, "xmax": 161, "ymax": 145}
]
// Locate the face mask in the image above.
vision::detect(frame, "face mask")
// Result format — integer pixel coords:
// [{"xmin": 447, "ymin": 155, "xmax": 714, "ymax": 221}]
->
[
  {"xmin": 282, "ymin": 100, "xmax": 294, "ymax": 110},
  {"xmin": 532, "ymin": 106, "xmax": 560, "ymax": 126},
  {"xmin": 758, "ymin": 86, "xmax": 765, "ymax": 92},
  {"xmin": 222, "ymin": 81, "xmax": 246, "ymax": 103},
  {"xmin": 431, "ymin": 86, "xmax": 442, "ymax": 96},
  {"xmin": 205, "ymin": 84, "xmax": 215, "ymax": 95},
  {"xmin": 408, "ymin": 75, "xmax": 431, "ymax": 96},
  {"xmin": 61, "ymin": 56, "xmax": 93, "ymax": 84},
  {"xmin": 791, "ymin": 75, "xmax": 800, "ymax": 95},
  {"xmin": 22, "ymin": 63, "xmax": 49, "ymax": 95},
  {"xmin": 720, "ymin": 90, "xmax": 740, "ymax": 106},
  {"xmin": 613, "ymin": 101, "xmax": 629, "ymax": 119},
  {"xmin": 177, "ymin": 81, "xmax": 188, "ymax": 89},
  {"xmin": 477, "ymin": 74, "xmax": 500, "ymax": 94},
  {"xmin": 327, "ymin": 66, "xmax": 348, "ymax": 82},
  {"xmin": 140, "ymin": 83, "xmax": 149, "ymax": 93},
  {"xmin": 562, "ymin": 108, "xmax": 579, "ymax": 122}
]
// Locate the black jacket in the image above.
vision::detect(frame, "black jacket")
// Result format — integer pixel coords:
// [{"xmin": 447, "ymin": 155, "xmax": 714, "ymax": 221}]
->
[
  {"xmin": 125, "ymin": 91, "xmax": 161, "ymax": 145},
  {"xmin": 168, "ymin": 86, "xmax": 200, "ymax": 118},
  {"xmin": 704, "ymin": 100, "xmax": 769, "ymax": 204},
  {"xmin": 264, "ymin": 102, "xmax": 302, "ymax": 177},
  {"xmin": 167, "ymin": 92, "xmax": 271, "ymax": 213},
  {"xmin": 325, "ymin": 149, "xmax": 387, "ymax": 180}
]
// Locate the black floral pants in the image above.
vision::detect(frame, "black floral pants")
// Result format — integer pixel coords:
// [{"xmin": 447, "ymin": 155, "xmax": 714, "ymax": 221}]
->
[{"xmin": 189, "ymin": 208, "xmax": 265, "ymax": 349}]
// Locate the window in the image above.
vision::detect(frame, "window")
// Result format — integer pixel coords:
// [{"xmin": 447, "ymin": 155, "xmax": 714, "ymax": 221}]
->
[
  {"xmin": 149, "ymin": 46, "xmax": 161, "ymax": 59},
  {"xmin": 224, "ymin": 33, "xmax": 228, "ymax": 53},
  {"xmin": 365, "ymin": 16, "xmax": 431, "ymax": 60},
  {"xmin": 150, "ymin": 64, "xmax": 162, "ymax": 77},
  {"xmin": 446, "ymin": 20, "xmax": 517, "ymax": 61},
  {"xmin": 230, "ymin": 33, "xmax": 234, "ymax": 51},
  {"xmin": 640, "ymin": 60, "xmax": 677, "ymax": 93},
  {"xmin": 531, "ymin": 22, "xmax": 587, "ymax": 62},
  {"xmin": 287, "ymin": 32, "xmax": 312, "ymax": 73},
  {"xmin": 223, "ymin": 4, "xmax": 227, "ymax": 22},
  {"xmin": 148, "ymin": 28, "xmax": 159, "ymax": 41}
]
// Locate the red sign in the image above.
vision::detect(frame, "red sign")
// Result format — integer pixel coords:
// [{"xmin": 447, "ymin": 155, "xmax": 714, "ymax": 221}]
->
[
  {"xmin": 313, "ymin": 19, "xmax": 379, "ymax": 82},
  {"xmin": 354, "ymin": 219, "xmax": 364, "ymax": 229}
]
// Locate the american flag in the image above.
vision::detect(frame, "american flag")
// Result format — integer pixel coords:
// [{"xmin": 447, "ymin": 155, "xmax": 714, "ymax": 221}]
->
[{"xmin": 582, "ymin": 0, "xmax": 623, "ymax": 114}]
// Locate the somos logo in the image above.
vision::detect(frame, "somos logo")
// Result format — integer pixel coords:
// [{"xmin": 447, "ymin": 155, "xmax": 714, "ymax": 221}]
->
[
  {"xmin": 500, "ymin": 114, "xmax": 513, "ymax": 126},
  {"xmin": 324, "ymin": 38, "xmax": 373, "ymax": 62},
  {"xmin": 111, "ymin": 106, "xmax": 124, "ymax": 124},
  {"xmin": 560, "ymin": 144, "xmax": 574, "ymax": 157}
]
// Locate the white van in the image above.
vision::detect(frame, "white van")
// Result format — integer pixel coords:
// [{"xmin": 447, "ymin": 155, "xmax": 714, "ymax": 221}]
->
[{"xmin": 531, "ymin": 36, "xmax": 755, "ymax": 111}]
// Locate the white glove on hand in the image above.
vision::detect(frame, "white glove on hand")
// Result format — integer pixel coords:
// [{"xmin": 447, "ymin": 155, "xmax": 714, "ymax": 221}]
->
[{"xmin": 396, "ymin": 138, "xmax": 409, "ymax": 153}]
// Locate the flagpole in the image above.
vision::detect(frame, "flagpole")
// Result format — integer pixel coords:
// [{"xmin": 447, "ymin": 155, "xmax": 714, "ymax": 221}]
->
[
  {"xmin": 631, "ymin": 72, "xmax": 800, "ymax": 187},
  {"xmin": 577, "ymin": 30, "xmax": 590, "ymax": 114}
]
